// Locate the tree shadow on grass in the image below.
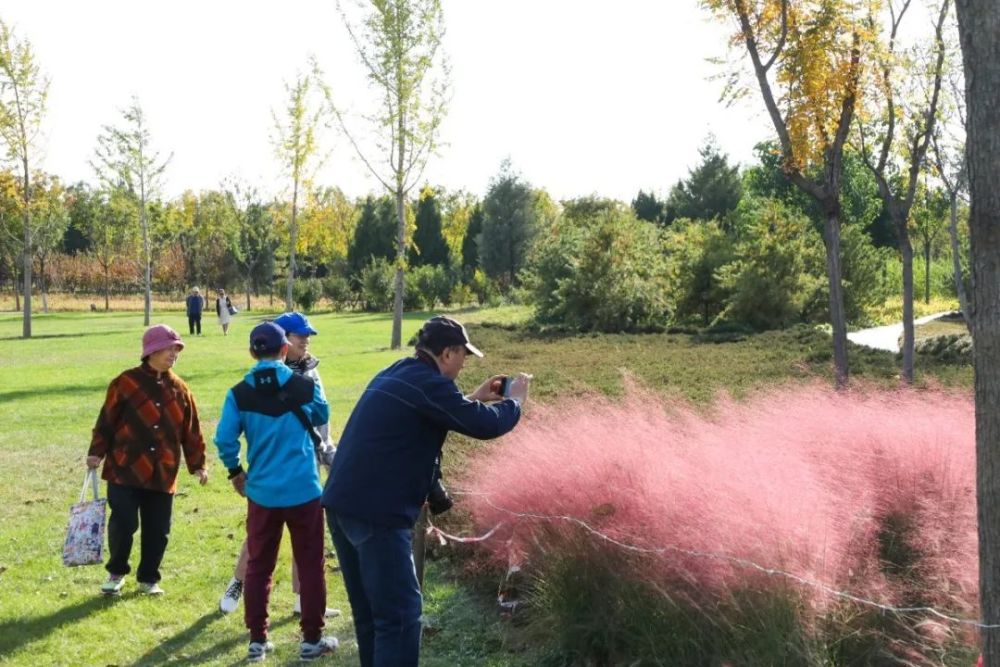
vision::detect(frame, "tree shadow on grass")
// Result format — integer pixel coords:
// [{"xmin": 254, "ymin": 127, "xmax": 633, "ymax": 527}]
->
[
  {"xmin": 0, "ymin": 329, "xmax": 133, "ymax": 342},
  {"xmin": 0, "ymin": 594, "xmax": 120, "ymax": 658},
  {"xmin": 0, "ymin": 383, "xmax": 105, "ymax": 404},
  {"xmin": 131, "ymin": 613, "xmax": 296, "ymax": 666}
]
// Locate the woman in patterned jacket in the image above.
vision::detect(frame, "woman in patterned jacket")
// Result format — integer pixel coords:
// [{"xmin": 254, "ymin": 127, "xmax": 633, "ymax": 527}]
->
[{"xmin": 86, "ymin": 324, "xmax": 209, "ymax": 596}]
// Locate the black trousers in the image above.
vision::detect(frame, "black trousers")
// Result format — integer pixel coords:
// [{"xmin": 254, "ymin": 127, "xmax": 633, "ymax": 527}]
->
[
  {"xmin": 188, "ymin": 315, "xmax": 202, "ymax": 335},
  {"xmin": 106, "ymin": 482, "xmax": 174, "ymax": 583}
]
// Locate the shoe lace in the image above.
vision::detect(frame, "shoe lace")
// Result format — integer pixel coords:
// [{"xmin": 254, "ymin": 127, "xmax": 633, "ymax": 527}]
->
[{"xmin": 226, "ymin": 579, "xmax": 243, "ymax": 598}]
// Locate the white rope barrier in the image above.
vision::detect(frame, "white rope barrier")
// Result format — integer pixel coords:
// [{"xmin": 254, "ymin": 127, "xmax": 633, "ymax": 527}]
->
[{"xmin": 425, "ymin": 491, "xmax": 997, "ymax": 630}]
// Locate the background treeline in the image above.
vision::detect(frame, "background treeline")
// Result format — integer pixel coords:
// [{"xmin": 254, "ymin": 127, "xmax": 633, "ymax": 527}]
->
[{"xmin": 0, "ymin": 137, "xmax": 967, "ymax": 331}]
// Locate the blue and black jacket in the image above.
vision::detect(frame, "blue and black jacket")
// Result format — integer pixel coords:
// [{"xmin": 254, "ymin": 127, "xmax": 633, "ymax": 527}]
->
[
  {"xmin": 322, "ymin": 355, "xmax": 521, "ymax": 528},
  {"xmin": 214, "ymin": 360, "xmax": 329, "ymax": 508}
]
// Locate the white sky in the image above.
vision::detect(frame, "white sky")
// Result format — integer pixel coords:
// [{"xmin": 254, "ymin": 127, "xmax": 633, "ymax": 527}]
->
[{"xmin": 1, "ymin": 1, "xmax": 774, "ymax": 203}]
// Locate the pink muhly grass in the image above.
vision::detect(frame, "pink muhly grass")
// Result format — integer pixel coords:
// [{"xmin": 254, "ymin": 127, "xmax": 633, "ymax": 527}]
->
[{"xmin": 460, "ymin": 383, "xmax": 978, "ymax": 626}]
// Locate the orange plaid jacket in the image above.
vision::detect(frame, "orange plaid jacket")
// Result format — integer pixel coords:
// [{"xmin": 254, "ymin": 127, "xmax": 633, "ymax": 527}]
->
[{"xmin": 88, "ymin": 364, "xmax": 207, "ymax": 493}]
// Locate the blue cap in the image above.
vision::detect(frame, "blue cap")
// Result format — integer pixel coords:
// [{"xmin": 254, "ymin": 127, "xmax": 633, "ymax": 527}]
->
[
  {"xmin": 250, "ymin": 321, "xmax": 288, "ymax": 355},
  {"xmin": 273, "ymin": 312, "xmax": 318, "ymax": 336}
]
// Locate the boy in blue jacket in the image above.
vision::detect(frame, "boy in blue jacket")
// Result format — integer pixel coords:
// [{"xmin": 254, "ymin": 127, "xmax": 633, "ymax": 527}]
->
[
  {"xmin": 323, "ymin": 315, "xmax": 530, "ymax": 667},
  {"xmin": 215, "ymin": 322, "xmax": 338, "ymax": 662}
]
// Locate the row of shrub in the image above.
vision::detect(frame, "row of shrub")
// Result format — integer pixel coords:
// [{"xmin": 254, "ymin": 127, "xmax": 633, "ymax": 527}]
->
[
  {"xmin": 521, "ymin": 198, "xmax": 903, "ymax": 333},
  {"xmin": 290, "ymin": 261, "xmax": 503, "ymax": 312}
]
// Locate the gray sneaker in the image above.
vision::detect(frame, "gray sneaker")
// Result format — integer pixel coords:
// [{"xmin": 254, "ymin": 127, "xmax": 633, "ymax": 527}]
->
[
  {"xmin": 299, "ymin": 636, "xmax": 338, "ymax": 661},
  {"xmin": 100, "ymin": 574, "xmax": 125, "ymax": 596},
  {"xmin": 247, "ymin": 640, "xmax": 274, "ymax": 663}
]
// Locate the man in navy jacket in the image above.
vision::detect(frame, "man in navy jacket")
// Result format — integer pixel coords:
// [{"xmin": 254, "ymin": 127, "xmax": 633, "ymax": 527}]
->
[{"xmin": 323, "ymin": 315, "xmax": 529, "ymax": 667}]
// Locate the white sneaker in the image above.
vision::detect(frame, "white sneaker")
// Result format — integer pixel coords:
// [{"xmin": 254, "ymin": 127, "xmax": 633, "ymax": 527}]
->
[
  {"xmin": 293, "ymin": 594, "xmax": 341, "ymax": 618},
  {"xmin": 220, "ymin": 577, "xmax": 243, "ymax": 614}
]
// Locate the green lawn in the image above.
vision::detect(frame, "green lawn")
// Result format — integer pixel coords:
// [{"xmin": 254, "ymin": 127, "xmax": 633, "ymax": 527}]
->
[{"xmin": 0, "ymin": 307, "xmax": 972, "ymax": 666}]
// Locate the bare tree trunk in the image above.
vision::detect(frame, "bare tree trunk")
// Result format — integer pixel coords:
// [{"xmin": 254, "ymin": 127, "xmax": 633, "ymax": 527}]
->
[
  {"xmin": 104, "ymin": 264, "xmax": 110, "ymax": 311},
  {"xmin": 140, "ymin": 191, "xmax": 151, "ymax": 327},
  {"xmin": 391, "ymin": 188, "xmax": 405, "ymax": 350},
  {"xmin": 948, "ymin": 193, "xmax": 971, "ymax": 330},
  {"xmin": 14, "ymin": 268, "xmax": 20, "ymax": 311},
  {"xmin": 39, "ymin": 254, "xmax": 48, "ymax": 314},
  {"xmin": 924, "ymin": 241, "xmax": 931, "ymax": 305},
  {"xmin": 824, "ymin": 210, "xmax": 849, "ymax": 388},
  {"xmin": 286, "ymin": 179, "xmax": 299, "ymax": 312},
  {"xmin": 21, "ymin": 243, "xmax": 31, "ymax": 337},
  {"xmin": 900, "ymin": 233, "xmax": 916, "ymax": 384},
  {"xmin": 246, "ymin": 274, "xmax": 252, "ymax": 311},
  {"xmin": 954, "ymin": 1, "xmax": 1000, "ymax": 663}
]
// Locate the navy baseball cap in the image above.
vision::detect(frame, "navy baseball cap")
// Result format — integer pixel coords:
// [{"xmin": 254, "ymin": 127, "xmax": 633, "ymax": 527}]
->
[
  {"xmin": 417, "ymin": 316, "xmax": 483, "ymax": 357},
  {"xmin": 250, "ymin": 321, "xmax": 288, "ymax": 355},
  {"xmin": 273, "ymin": 312, "xmax": 318, "ymax": 336}
]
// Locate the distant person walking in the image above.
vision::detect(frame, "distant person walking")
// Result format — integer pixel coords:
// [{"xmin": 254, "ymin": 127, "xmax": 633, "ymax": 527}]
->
[
  {"xmin": 186, "ymin": 287, "xmax": 205, "ymax": 336},
  {"xmin": 216, "ymin": 288, "xmax": 234, "ymax": 336},
  {"xmin": 86, "ymin": 324, "xmax": 209, "ymax": 597}
]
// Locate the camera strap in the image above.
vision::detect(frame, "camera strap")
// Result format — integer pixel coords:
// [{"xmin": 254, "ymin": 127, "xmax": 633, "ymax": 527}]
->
[{"xmin": 276, "ymin": 390, "xmax": 323, "ymax": 451}]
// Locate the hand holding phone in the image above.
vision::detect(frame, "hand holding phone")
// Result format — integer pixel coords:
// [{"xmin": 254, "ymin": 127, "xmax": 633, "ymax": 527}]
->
[{"xmin": 506, "ymin": 373, "xmax": 532, "ymax": 403}]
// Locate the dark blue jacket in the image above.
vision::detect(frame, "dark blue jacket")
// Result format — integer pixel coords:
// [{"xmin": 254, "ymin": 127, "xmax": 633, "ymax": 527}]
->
[
  {"xmin": 322, "ymin": 356, "xmax": 521, "ymax": 528},
  {"xmin": 185, "ymin": 294, "xmax": 203, "ymax": 316}
]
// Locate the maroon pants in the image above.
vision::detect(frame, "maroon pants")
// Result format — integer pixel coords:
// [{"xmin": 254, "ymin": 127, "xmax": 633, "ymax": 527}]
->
[{"xmin": 245, "ymin": 498, "xmax": 326, "ymax": 643}]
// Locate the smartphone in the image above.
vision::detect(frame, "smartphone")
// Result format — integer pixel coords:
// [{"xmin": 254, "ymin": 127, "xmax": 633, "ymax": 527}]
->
[{"xmin": 498, "ymin": 376, "xmax": 510, "ymax": 398}]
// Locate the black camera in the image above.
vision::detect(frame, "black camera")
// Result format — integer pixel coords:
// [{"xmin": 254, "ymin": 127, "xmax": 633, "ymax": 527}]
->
[{"xmin": 427, "ymin": 477, "xmax": 454, "ymax": 515}]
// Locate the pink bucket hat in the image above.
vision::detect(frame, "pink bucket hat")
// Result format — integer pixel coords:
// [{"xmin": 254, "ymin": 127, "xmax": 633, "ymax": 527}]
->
[{"xmin": 142, "ymin": 324, "xmax": 185, "ymax": 359}]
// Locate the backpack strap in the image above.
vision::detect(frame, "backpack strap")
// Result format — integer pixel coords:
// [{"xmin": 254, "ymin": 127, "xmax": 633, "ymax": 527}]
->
[{"xmin": 233, "ymin": 368, "xmax": 322, "ymax": 451}]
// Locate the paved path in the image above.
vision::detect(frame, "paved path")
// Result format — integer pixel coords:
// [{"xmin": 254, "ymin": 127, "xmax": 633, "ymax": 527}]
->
[{"xmin": 847, "ymin": 312, "xmax": 952, "ymax": 353}]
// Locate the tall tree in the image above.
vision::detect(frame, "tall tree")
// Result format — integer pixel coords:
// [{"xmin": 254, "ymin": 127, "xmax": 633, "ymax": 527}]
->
[
  {"xmin": 931, "ymin": 42, "xmax": 970, "ymax": 326},
  {"xmin": 86, "ymin": 187, "xmax": 135, "ymax": 312},
  {"xmin": 347, "ymin": 194, "xmax": 397, "ymax": 278},
  {"xmin": 664, "ymin": 136, "xmax": 742, "ymax": 224},
  {"xmin": 223, "ymin": 179, "xmax": 277, "ymax": 311},
  {"xmin": 29, "ymin": 172, "xmax": 67, "ymax": 313},
  {"xmin": 856, "ymin": 0, "xmax": 951, "ymax": 384},
  {"xmin": 327, "ymin": 0, "xmax": 450, "ymax": 349},
  {"xmin": 0, "ymin": 168, "xmax": 22, "ymax": 309},
  {"xmin": 703, "ymin": 0, "xmax": 878, "ymax": 387},
  {"xmin": 0, "ymin": 19, "xmax": 49, "ymax": 338},
  {"xmin": 479, "ymin": 161, "xmax": 539, "ymax": 289},
  {"xmin": 953, "ymin": 2, "xmax": 1000, "ymax": 663},
  {"xmin": 62, "ymin": 182, "xmax": 99, "ymax": 255},
  {"xmin": 631, "ymin": 189, "xmax": 665, "ymax": 224},
  {"xmin": 409, "ymin": 185, "xmax": 449, "ymax": 267},
  {"xmin": 271, "ymin": 68, "xmax": 327, "ymax": 312},
  {"xmin": 92, "ymin": 96, "xmax": 170, "ymax": 327},
  {"xmin": 910, "ymin": 184, "xmax": 949, "ymax": 303},
  {"xmin": 460, "ymin": 202, "xmax": 483, "ymax": 275},
  {"xmin": 297, "ymin": 186, "xmax": 356, "ymax": 274}
]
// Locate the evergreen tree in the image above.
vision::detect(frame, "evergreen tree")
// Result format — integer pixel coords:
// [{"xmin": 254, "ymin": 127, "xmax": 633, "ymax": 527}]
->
[
  {"xmin": 664, "ymin": 136, "xmax": 742, "ymax": 223},
  {"xmin": 62, "ymin": 182, "xmax": 98, "ymax": 254},
  {"xmin": 479, "ymin": 161, "xmax": 538, "ymax": 289},
  {"xmin": 347, "ymin": 195, "xmax": 396, "ymax": 278},
  {"xmin": 461, "ymin": 203, "xmax": 483, "ymax": 274},
  {"xmin": 631, "ymin": 189, "xmax": 664, "ymax": 223},
  {"xmin": 409, "ymin": 186, "xmax": 450, "ymax": 267}
]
